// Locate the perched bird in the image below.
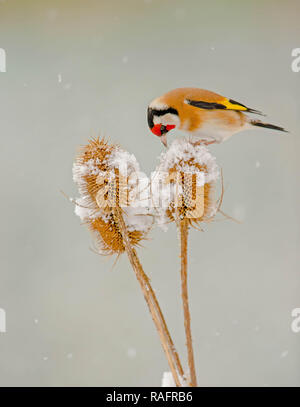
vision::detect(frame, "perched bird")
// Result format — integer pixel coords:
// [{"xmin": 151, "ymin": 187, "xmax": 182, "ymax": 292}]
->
[{"xmin": 147, "ymin": 87, "xmax": 287, "ymax": 147}]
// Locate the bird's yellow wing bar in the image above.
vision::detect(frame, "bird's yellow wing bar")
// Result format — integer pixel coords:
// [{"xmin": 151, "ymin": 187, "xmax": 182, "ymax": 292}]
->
[
  {"xmin": 222, "ymin": 98, "xmax": 265, "ymax": 115},
  {"xmin": 186, "ymin": 97, "xmax": 264, "ymax": 116}
]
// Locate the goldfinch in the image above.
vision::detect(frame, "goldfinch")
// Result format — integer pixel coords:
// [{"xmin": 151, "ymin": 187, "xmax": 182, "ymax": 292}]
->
[{"xmin": 147, "ymin": 87, "xmax": 287, "ymax": 147}]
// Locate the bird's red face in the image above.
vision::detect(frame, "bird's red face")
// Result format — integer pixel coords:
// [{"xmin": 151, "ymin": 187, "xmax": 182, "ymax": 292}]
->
[
  {"xmin": 147, "ymin": 106, "xmax": 178, "ymax": 147},
  {"xmin": 151, "ymin": 124, "xmax": 176, "ymax": 137}
]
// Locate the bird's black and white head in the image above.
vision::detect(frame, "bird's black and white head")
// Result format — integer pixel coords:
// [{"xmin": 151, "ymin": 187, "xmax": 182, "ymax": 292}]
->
[{"xmin": 147, "ymin": 100, "xmax": 179, "ymax": 147}]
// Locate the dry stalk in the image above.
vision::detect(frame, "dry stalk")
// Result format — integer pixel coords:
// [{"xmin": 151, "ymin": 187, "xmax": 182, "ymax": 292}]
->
[
  {"xmin": 114, "ymin": 206, "xmax": 184, "ymax": 386},
  {"xmin": 179, "ymin": 219, "xmax": 197, "ymax": 387}
]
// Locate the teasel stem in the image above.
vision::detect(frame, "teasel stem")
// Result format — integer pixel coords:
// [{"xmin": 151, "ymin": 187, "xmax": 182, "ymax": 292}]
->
[
  {"xmin": 179, "ymin": 219, "xmax": 197, "ymax": 387},
  {"xmin": 113, "ymin": 206, "xmax": 184, "ymax": 386},
  {"xmin": 130, "ymin": 251, "xmax": 185, "ymax": 380}
]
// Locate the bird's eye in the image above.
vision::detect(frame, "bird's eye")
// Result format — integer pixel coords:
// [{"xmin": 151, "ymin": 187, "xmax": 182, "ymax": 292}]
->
[{"xmin": 160, "ymin": 125, "xmax": 167, "ymax": 133}]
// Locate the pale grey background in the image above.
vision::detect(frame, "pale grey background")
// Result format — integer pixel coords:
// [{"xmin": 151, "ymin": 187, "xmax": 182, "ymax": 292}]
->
[{"xmin": 0, "ymin": 0, "xmax": 299, "ymax": 386}]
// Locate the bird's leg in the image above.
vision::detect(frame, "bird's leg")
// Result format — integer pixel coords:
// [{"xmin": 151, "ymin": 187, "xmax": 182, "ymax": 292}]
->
[
  {"xmin": 201, "ymin": 140, "xmax": 216, "ymax": 146},
  {"xmin": 190, "ymin": 139, "xmax": 217, "ymax": 147}
]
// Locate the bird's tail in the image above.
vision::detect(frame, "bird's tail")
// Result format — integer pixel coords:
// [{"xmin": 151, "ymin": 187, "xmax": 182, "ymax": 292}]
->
[{"xmin": 250, "ymin": 119, "xmax": 288, "ymax": 132}]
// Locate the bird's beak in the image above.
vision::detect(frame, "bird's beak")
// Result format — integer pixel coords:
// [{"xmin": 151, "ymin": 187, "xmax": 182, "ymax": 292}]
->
[{"xmin": 160, "ymin": 134, "xmax": 168, "ymax": 148}]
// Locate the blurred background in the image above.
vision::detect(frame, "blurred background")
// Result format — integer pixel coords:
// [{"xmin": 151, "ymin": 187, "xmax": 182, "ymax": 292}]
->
[{"xmin": 0, "ymin": 0, "xmax": 299, "ymax": 387}]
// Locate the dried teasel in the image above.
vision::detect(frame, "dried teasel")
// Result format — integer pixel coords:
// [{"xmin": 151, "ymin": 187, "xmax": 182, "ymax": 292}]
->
[
  {"xmin": 151, "ymin": 138, "xmax": 220, "ymax": 229},
  {"xmin": 151, "ymin": 137, "xmax": 220, "ymax": 386},
  {"xmin": 73, "ymin": 138, "xmax": 152, "ymax": 254},
  {"xmin": 72, "ymin": 137, "xmax": 185, "ymax": 385}
]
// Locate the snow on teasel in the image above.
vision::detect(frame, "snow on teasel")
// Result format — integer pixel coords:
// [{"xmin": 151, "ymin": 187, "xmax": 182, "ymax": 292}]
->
[
  {"xmin": 73, "ymin": 138, "xmax": 152, "ymax": 254},
  {"xmin": 151, "ymin": 138, "xmax": 220, "ymax": 229}
]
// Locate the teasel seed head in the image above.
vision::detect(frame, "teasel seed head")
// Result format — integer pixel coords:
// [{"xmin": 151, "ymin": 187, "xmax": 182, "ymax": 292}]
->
[
  {"xmin": 151, "ymin": 138, "xmax": 220, "ymax": 229},
  {"xmin": 73, "ymin": 138, "xmax": 152, "ymax": 255}
]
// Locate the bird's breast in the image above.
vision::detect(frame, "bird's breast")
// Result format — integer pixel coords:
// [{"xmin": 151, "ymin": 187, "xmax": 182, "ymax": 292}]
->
[{"xmin": 181, "ymin": 110, "xmax": 246, "ymax": 142}]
